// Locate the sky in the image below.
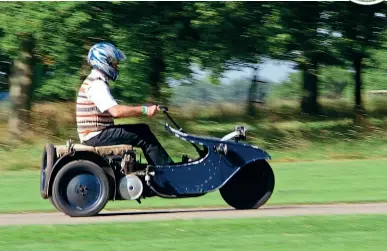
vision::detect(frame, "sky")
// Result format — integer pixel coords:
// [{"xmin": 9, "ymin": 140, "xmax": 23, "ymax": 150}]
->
[
  {"xmin": 184, "ymin": 58, "xmax": 298, "ymax": 86},
  {"xmin": 220, "ymin": 59, "xmax": 297, "ymax": 85}
]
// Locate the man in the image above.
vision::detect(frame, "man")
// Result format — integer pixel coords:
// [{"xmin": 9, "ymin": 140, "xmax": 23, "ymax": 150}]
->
[{"xmin": 76, "ymin": 42, "xmax": 173, "ymax": 166}]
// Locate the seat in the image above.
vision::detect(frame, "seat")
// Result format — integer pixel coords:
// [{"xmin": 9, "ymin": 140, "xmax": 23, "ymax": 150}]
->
[{"xmin": 55, "ymin": 143, "xmax": 133, "ymax": 157}]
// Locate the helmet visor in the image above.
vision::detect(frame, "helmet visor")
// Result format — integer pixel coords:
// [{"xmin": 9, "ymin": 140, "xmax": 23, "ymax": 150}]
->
[{"xmin": 115, "ymin": 48, "xmax": 127, "ymax": 61}]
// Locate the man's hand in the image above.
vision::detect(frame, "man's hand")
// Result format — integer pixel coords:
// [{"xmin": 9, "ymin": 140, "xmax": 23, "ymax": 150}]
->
[{"xmin": 146, "ymin": 105, "xmax": 160, "ymax": 117}]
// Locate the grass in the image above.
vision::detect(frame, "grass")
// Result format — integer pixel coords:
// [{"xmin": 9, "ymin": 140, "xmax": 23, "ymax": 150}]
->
[
  {"xmin": 1, "ymin": 102, "xmax": 387, "ymax": 250},
  {"xmin": 1, "ymin": 108, "xmax": 387, "ymax": 170},
  {"xmin": 1, "ymin": 215, "xmax": 387, "ymax": 250},
  {"xmin": 0, "ymin": 99, "xmax": 387, "ymax": 168},
  {"xmin": 0, "ymin": 159, "xmax": 386, "ymax": 213},
  {"xmin": 0, "ymin": 100, "xmax": 387, "ymax": 213}
]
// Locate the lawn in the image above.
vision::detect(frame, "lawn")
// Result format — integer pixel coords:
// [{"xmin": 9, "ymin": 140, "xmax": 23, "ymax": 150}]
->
[
  {"xmin": 0, "ymin": 159, "xmax": 386, "ymax": 213},
  {"xmin": 0, "ymin": 215, "xmax": 386, "ymax": 250},
  {"xmin": 2, "ymin": 117, "xmax": 387, "ymax": 171},
  {"xmin": 2, "ymin": 101, "xmax": 387, "ymax": 172},
  {"xmin": 1, "ymin": 101, "xmax": 387, "ymax": 213}
]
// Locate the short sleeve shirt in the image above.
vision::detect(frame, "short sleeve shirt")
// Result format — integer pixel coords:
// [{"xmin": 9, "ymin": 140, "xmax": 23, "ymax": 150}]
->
[{"xmin": 87, "ymin": 69, "xmax": 118, "ymax": 113}]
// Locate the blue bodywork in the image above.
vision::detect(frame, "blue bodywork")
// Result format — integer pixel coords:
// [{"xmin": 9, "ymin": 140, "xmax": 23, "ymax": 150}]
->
[{"xmin": 150, "ymin": 123, "xmax": 271, "ymax": 196}]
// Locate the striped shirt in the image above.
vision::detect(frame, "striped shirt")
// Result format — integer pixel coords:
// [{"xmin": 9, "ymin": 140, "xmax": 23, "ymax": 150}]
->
[{"xmin": 76, "ymin": 70, "xmax": 117, "ymax": 142}]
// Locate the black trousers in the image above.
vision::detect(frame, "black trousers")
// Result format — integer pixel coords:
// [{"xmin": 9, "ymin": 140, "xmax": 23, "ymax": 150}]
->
[{"xmin": 84, "ymin": 124, "xmax": 173, "ymax": 166}]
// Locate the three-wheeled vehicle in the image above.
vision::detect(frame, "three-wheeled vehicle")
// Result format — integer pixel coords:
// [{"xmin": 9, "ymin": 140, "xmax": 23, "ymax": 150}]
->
[{"xmin": 40, "ymin": 106, "xmax": 275, "ymax": 217}]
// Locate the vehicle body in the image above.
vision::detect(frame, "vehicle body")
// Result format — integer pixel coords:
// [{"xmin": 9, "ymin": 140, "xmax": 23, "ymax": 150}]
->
[{"xmin": 40, "ymin": 106, "xmax": 275, "ymax": 217}]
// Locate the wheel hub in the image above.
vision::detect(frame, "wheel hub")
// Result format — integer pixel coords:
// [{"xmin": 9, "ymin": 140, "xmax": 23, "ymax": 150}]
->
[
  {"xmin": 66, "ymin": 173, "xmax": 101, "ymax": 210},
  {"xmin": 118, "ymin": 174, "xmax": 143, "ymax": 200},
  {"xmin": 77, "ymin": 184, "xmax": 88, "ymax": 196}
]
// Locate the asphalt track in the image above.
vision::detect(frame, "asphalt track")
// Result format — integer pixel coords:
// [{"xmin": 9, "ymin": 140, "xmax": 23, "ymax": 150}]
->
[{"xmin": 1, "ymin": 202, "xmax": 387, "ymax": 226}]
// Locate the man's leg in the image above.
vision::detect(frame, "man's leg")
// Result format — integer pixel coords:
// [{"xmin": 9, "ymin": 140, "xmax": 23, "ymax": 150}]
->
[{"xmin": 84, "ymin": 124, "xmax": 173, "ymax": 166}]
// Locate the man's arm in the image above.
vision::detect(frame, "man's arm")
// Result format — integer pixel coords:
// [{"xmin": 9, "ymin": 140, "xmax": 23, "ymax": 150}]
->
[
  {"xmin": 108, "ymin": 105, "xmax": 144, "ymax": 118},
  {"xmin": 88, "ymin": 81, "xmax": 159, "ymax": 118}
]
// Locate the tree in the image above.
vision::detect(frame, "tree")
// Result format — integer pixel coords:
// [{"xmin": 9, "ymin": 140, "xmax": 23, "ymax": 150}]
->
[
  {"xmin": 330, "ymin": 2, "xmax": 387, "ymax": 114},
  {"xmin": 8, "ymin": 33, "xmax": 37, "ymax": 141},
  {"xmin": 189, "ymin": 2, "xmax": 276, "ymax": 115},
  {"xmin": 272, "ymin": 2, "xmax": 341, "ymax": 114},
  {"xmin": 105, "ymin": 1, "xmax": 203, "ymax": 104}
]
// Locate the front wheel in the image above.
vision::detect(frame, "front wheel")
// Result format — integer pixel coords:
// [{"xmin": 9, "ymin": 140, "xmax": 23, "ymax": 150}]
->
[
  {"xmin": 219, "ymin": 160, "xmax": 275, "ymax": 209},
  {"xmin": 52, "ymin": 160, "xmax": 110, "ymax": 217}
]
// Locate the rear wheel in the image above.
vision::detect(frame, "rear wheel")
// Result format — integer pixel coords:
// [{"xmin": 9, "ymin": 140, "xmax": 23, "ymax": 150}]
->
[
  {"xmin": 219, "ymin": 160, "xmax": 275, "ymax": 209},
  {"xmin": 49, "ymin": 196, "xmax": 61, "ymax": 212},
  {"xmin": 52, "ymin": 160, "xmax": 110, "ymax": 217}
]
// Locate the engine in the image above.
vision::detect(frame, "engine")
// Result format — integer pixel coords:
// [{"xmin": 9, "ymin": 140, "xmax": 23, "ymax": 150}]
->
[{"xmin": 118, "ymin": 174, "xmax": 143, "ymax": 200}]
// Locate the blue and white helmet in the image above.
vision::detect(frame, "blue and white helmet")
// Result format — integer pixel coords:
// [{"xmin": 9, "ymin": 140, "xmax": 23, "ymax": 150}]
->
[{"xmin": 87, "ymin": 42, "xmax": 127, "ymax": 81}]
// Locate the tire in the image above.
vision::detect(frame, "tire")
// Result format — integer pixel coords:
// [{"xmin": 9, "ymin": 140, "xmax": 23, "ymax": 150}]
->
[
  {"xmin": 219, "ymin": 160, "xmax": 275, "ymax": 210},
  {"xmin": 52, "ymin": 160, "xmax": 110, "ymax": 217},
  {"xmin": 40, "ymin": 144, "xmax": 61, "ymax": 211},
  {"xmin": 40, "ymin": 144, "xmax": 56, "ymax": 199},
  {"xmin": 49, "ymin": 196, "xmax": 62, "ymax": 212}
]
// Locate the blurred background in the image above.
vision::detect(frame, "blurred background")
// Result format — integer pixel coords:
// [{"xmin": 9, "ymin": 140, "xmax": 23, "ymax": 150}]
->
[{"xmin": 1, "ymin": 1, "xmax": 387, "ymax": 169}]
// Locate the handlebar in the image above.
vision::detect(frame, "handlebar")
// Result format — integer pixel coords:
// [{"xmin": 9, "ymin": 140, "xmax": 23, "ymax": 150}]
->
[
  {"xmin": 155, "ymin": 105, "xmax": 247, "ymax": 157},
  {"xmin": 157, "ymin": 105, "xmax": 205, "ymax": 156},
  {"xmin": 157, "ymin": 105, "xmax": 184, "ymax": 132},
  {"xmin": 158, "ymin": 105, "xmax": 168, "ymax": 112}
]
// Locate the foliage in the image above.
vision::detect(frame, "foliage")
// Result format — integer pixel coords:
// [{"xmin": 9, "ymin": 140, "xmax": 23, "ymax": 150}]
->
[
  {"xmin": 329, "ymin": 2, "xmax": 387, "ymax": 110},
  {"xmin": 268, "ymin": 2, "xmax": 339, "ymax": 113},
  {"xmin": 0, "ymin": 2, "xmax": 386, "ymax": 112}
]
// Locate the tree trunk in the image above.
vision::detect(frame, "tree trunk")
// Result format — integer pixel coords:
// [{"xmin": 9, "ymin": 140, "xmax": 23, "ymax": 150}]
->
[
  {"xmin": 353, "ymin": 55, "xmax": 363, "ymax": 112},
  {"xmin": 353, "ymin": 55, "xmax": 366, "ymax": 123},
  {"xmin": 301, "ymin": 58, "xmax": 319, "ymax": 114},
  {"xmin": 8, "ymin": 33, "xmax": 36, "ymax": 141},
  {"xmin": 148, "ymin": 51, "xmax": 166, "ymax": 104}
]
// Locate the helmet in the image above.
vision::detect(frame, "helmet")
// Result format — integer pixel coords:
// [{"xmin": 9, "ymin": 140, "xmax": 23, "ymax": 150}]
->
[{"xmin": 87, "ymin": 42, "xmax": 127, "ymax": 81}]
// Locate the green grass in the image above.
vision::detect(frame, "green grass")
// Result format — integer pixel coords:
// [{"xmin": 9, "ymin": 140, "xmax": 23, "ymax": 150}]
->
[
  {"xmin": 1, "ymin": 159, "xmax": 386, "ymax": 213},
  {"xmin": 2, "ymin": 116, "xmax": 387, "ymax": 171},
  {"xmin": 1, "ymin": 101, "xmax": 387, "ymax": 213},
  {"xmin": 1, "ymin": 215, "xmax": 387, "ymax": 250},
  {"xmin": 2, "ymin": 100, "xmax": 387, "ymax": 171}
]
